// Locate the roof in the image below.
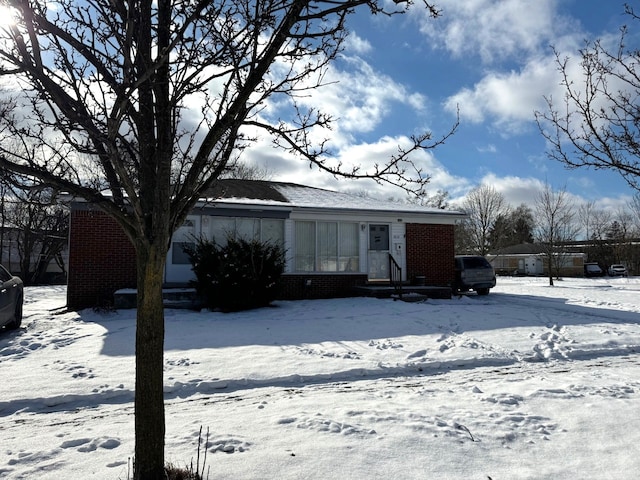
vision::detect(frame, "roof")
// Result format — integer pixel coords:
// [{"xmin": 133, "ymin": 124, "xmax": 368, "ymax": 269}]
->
[
  {"xmin": 490, "ymin": 243, "xmax": 545, "ymax": 255},
  {"xmin": 488, "ymin": 243, "xmax": 586, "ymax": 256},
  {"xmin": 204, "ymin": 179, "xmax": 465, "ymax": 217},
  {"xmin": 205, "ymin": 179, "xmax": 289, "ymax": 203},
  {"xmin": 68, "ymin": 179, "xmax": 466, "ymax": 220}
]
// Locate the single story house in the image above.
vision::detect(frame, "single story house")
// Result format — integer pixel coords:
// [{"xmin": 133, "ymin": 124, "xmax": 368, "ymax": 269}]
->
[
  {"xmin": 67, "ymin": 180, "xmax": 466, "ymax": 309},
  {"xmin": 486, "ymin": 243, "xmax": 585, "ymax": 277}
]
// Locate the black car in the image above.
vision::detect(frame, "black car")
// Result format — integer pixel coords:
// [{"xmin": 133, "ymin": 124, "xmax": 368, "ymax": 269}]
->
[
  {"xmin": 584, "ymin": 262, "xmax": 605, "ymax": 277},
  {"xmin": 453, "ymin": 255, "xmax": 497, "ymax": 295},
  {"xmin": 0, "ymin": 265, "xmax": 23, "ymax": 330}
]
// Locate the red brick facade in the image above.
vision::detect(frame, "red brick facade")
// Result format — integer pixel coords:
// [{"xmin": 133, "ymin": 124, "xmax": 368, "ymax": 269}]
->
[
  {"xmin": 68, "ymin": 208, "xmax": 137, "ymax": 309},
  {"xmin": 405, "ymin": 223, "xmax": 455, "ymax": 287},
  {"xmin": 278, "ymin": 273, "xmax": 369, "ymax": 300}
]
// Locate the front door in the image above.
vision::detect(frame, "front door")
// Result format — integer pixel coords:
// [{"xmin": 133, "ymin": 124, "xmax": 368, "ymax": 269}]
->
[{"xmin": 368, "ymin": 224, "xmax": 390, "ymax": 280}]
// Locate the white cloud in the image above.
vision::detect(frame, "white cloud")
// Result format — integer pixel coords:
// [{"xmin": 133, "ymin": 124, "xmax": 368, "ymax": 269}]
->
[
  {"xmin": 241, "ymin": 133, "xmax": 470, "ymax": 201},
  {"xmin": 476, "ymin": 173, "xmax": 545, "ymax": 206},
  {"xmin": 416, "ymin": 0, "xmax": 569, "ymax": 64},
  {"xmin": 477, "ymin": 144, "xmax": 497, "ymax": 154},
  {"xmin": 344, "ymin": 32, "xmax": 373, "ymax": 56},
  {"xmin": 258, "ymin": 52, "xmax": 430, "ymax": 155},
  {"xmin": 443, "ymin": 56, "xmax": 562, "ymax": 130},
  {"xmin": 450, "ymin": 172, "xmax": 633, "ymax": 215},
  {"xmin": 304, "ymin": 57, "xmax": 427, "ymax": 137}
]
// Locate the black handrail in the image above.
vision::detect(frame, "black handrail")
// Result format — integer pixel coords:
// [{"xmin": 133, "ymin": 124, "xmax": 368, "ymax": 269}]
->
[{"xmin": 388, "ymin": 253, "xmax": 403, "ymax": 300}]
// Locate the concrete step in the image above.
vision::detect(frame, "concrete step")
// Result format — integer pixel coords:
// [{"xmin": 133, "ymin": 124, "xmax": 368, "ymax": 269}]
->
[{"xmin": 114, "ymin": 288, "xmax": 201, "ymax": 309}]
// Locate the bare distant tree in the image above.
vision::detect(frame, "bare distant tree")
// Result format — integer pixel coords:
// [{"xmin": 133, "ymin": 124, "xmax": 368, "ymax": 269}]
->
[
  {"xmin": 0, "ymin": 1, "xmax": 451, "ymax": 477},
  {"xmin": 460, "ymin": 184, "xmax": 510, "ymax": 255},
  {"xmin": 414, "ymin": 188, "xmax": 450, "ymax": 209},
  {"xmin": 607, "ymin": 207, "xmax": 636, "ymax": 264},
  {"xmin": 535, "ymin": 4, "xmax": 640, "ymax": 192},
  {"xmin": 534, "ymin": 183, "xmax": 580, "ymax": 285},
  {"xmin": 578, "ymin": 201, "xmax": 596, "ymax": 242},
  {"xmin": 222, "ymin": 161, "xmax": 274, "ymax": 181},
  {"xmin": 4, "ymin": 186, "xmax": 68, "ymax": 284},
  {"xmin": 631, "ymin": 194, "xmax": 640, "ymax": 234}
]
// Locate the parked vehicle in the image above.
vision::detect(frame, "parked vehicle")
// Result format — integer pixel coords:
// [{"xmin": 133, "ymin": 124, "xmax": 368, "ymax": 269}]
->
[
  {"xmin": 453, "ymin": 255, "xmax": 496, "ymax": 295},
  {"xmin": 0, "ymin": 264, "xmax": 23, "ymax": 330},
  {"xmin": 608, "ymin": 264, "xmax": 628, "ymax": 277},
  {"xmin": 584, "ymin": 262, "xmax": 605, "ymax": 277}
]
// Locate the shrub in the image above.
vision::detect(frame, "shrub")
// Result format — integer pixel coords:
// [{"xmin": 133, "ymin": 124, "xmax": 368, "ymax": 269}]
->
[{"xmin": 185, "ymin": 236, "xmax": 285, "ymax": 311}]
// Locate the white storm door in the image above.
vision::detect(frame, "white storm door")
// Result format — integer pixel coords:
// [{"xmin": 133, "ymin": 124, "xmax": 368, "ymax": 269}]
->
[{"xmin": 368, "ymin": 224, "xmax": 390, "ymax": 280}]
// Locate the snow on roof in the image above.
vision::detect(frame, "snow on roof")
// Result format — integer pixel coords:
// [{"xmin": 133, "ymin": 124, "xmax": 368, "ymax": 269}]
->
[{"xmin": 205, "ymin": 179, "xmax": 464, "ymax": 217}]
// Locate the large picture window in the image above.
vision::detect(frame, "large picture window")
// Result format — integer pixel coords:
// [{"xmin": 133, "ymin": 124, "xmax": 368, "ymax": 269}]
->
[
  {"xmin": 294, "ymin": 221, "xmax": 359, "ymax": 272},
  {"xmin": 209, "ymin": 217, "xmax": 284, "ymax": 247}
]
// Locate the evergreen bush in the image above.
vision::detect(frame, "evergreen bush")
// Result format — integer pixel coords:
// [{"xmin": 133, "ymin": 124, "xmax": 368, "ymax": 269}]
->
[{"xmin": 185, "ymin": 236, "xmax": 285, "ymax": 311}]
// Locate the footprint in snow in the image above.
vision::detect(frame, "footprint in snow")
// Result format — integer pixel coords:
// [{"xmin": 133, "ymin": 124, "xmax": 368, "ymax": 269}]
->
[
  {"xmin": 407, "ymin": 349, "xmax": 427, "ymax": 359},
  {"xmin": 207, "ymin": 437, "xmax": 251, "ymax": 454},
  {"xmin": 60, "ymin": 437, "xmax": 121, "ymax": 452}
]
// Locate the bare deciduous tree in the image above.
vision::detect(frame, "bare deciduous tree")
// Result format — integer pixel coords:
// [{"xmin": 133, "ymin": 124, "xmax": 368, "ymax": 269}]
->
[
  {"xmin": 535, "ymin": 4, "xmax": 640, "ymax": 192},
  {"xmin": 4, "ymin": 185, "xmax": 68, "ymax": 284},
  {"xmin": 0, "ymin": 1, "xmax": 452, "ymax": 477},
  {"xmin": 631, "ymin": 193, "xmax": 640, "ymax": 233},
  {"xmin": 460, "ymin": 184, "xmax": 509, "ymax": 255},
  {"xmin": 534, "ymin": 183, "xmax": 579, "ymax": 285}
]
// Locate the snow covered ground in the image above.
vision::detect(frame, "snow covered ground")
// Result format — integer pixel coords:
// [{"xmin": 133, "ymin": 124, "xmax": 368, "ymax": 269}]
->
[{"xmin": 1, "ymin": 277, "xmax": 640, "ymax": 479}]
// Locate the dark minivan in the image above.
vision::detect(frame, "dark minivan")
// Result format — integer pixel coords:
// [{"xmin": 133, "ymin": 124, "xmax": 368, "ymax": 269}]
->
[{"xmin": 453, "ymin": 255, "xmax": 496, "ymax": 296}]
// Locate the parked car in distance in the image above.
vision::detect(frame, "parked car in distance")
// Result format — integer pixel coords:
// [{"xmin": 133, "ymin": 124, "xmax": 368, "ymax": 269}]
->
[
  {"xmin": 453, "ymin": 255, "xmax": 496, "ymax": 296},
  {"xmin": 584, "ymin": 262, "xmax": 605, "ymax": 277},
  {"xmin": 0, "ymin": 264, "xmax": 23, "ymax": 330},
  {"xmin": 608, "ymin": 264, "xmax": 628, "ymax": 277}
]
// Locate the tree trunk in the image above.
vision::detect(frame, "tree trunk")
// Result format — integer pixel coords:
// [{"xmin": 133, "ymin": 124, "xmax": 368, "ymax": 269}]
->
[{"xmin": 134, "ymin": 242, "xmax": 167, "ymax": 480}]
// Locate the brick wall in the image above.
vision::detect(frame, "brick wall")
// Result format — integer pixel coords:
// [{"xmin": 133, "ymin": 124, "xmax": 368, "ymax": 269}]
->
[
  {"xmin": 278, "ymin": 273, "xmax": 368, "ymax": 300},
  {"xmin": 68, "ymin": 208, "xmax": 137, "ymax": 310},
  {"xmin": 405, "ymin": 223, "xmax": 455, "ymax": 286}
]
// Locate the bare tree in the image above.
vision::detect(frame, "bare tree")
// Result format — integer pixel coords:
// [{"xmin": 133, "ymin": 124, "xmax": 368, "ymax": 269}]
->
[
  {"xmin": 222, "ymin": 161, "xmax": 274, "ymax": 181},
  {"xmin": 3, "ymin": 185, "xmax": 68, "ymax": 284},
  {"xmin": 577, "ymin": 200, "xmax": 611, "ymax": 263},
  {"xmin": 460, "ymin": 184, "xmax": 509, "ymax": 255},
  {"xmin": 535, "ymin": 4, "xmax": 640, "ymax": 192},
  {"xmin": 578, "ymin": 201, "xmax": 596, "ymax": 242},
  {"xmin": 631, "ymin": 193, "xmax": 640, "ymax": 234},
  {"xmin": 534, "ymin": 183, "xmax": 580, "ymax": 285},
  {"xmin": 608, "ymin": 206, "xmax": 636, "ymax": 265},
  {"xmin": 0, "ymin": 1, "xmax": 452, "ymax": 478},
  {"xmin": 413, "ymin": 188, "xmax": 450, "ymax": 209}
]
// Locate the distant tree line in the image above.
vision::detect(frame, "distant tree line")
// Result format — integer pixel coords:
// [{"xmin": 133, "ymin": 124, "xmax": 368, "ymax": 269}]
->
[{"xmin": 454, "ymin": 184, "xmax": 640, "ymax": 279}]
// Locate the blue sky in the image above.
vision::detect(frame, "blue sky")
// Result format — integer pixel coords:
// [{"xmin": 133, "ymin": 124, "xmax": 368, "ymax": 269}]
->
[{"xmin": 245, "ymin": 0, "xmax": 639, "ymax": 211}]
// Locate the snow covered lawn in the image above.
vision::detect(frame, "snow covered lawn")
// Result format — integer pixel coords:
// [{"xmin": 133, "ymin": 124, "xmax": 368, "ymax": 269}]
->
[{"xmin": 1, "ymin": 277, "xmax": 640, "ymax": 479}]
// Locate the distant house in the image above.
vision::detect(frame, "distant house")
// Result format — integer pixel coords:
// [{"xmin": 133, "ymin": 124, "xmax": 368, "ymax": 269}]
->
[
  {"xmin": 0, "ymin": 223, "xmax": 67, "ymax": 284},
  {"xmin": 66, "ymin": 180, "xmax": 466, "ymax": 309},
  {"xmin": 487, "ymin": 243, "xmax": 585, "ymax": 277}
]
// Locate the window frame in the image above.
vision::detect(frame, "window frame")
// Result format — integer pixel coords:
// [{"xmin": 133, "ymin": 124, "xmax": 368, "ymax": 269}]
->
[{"xmin": 294, "ymin": 220, "xmax": 360, "ymax": 273}]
